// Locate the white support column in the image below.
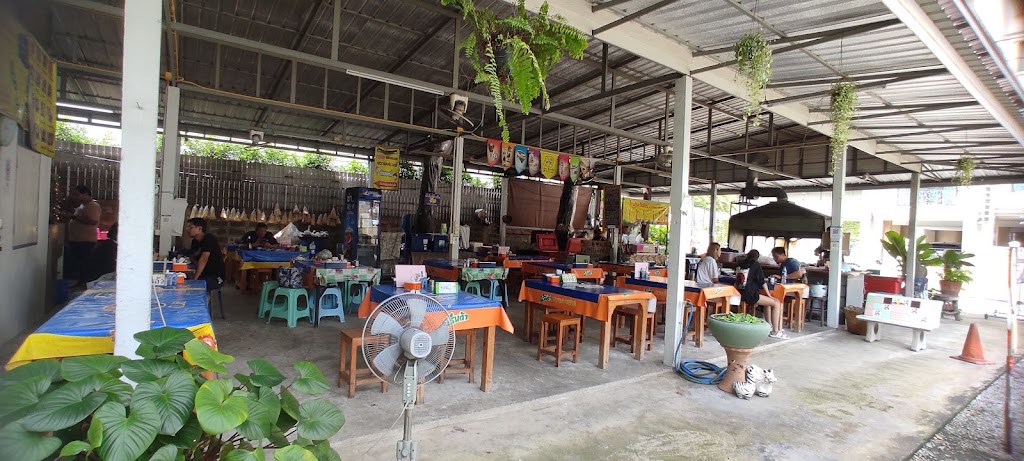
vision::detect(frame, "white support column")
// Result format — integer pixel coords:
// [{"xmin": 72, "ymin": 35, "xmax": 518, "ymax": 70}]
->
[
  {"xmin": 116, "ymin": 0, "xmax": 162, "ymax": 358},
  {"xmin": 905, "ymin": 172, "xmax": 921, "ymax": 297},
  {"xmin": 611, "ymin": 165, "xmax": 623, "ymax": 263},
  {"xmin": 499, "ymin": 177, "xmax": 509, "ymax": 246},
  {"xmin": 708, "ymin": 181, "xmax": 717, "ymax": 245},
  {"xmin": 158, "ymin": 85, "xmax": 180, "ymax": 256},
  {"xmin": 613, "ymin": 165, "xmax": 622, "ymax": 185},
  {"xmin": 450, "ymin": 136, "xmax": 465, "ymax": 260},
  {"xmin": 663, "ymin": 75, "xmax": 692, "ymax": 367},
  {"xmin": 826, "ymin": 147, "xmax": 847, "ymax": 328}
]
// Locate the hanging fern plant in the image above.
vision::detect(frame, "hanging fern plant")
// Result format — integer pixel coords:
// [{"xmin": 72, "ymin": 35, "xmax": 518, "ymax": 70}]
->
[
  {"xmin": 953, "ymin": 156, "xmax": 975, "ymax": 186},
  {"xmin": 734, "ymin": 32, "xmax": 773, "ymax": 125},
  {"xmin": 829, "ymin": 81, "xmax": 858, "ymax": 176},
  {"xmin": 442, "ymin": 0, "xmax": 588, "ymax": 141}
]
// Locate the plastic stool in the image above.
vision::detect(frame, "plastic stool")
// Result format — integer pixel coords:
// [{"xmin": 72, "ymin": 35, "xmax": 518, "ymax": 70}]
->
[
  {"xmin": 267, "ymin": 287, "xmax": 310, "ymax": 327},
  {"xmin": 317, "ymin": 287, "xmax": 346, "ymax": 324},
  {"xmin": 208, "ymin": 288, "xmax": 225, "ymax": 320},
  {"xmin": 464, "ymin": 281, "xmax": 482, "ymax": 296},
  {"xmin": 258, "ymin": 281, "xmax": 280, "ymax": 318},
  {"xmin": 807, "ymin": 297, "xmax": 827, "ymax": 326},
  {"xmin": 345, "ymin": 281, "xmax": 369, "ymax": 312}
]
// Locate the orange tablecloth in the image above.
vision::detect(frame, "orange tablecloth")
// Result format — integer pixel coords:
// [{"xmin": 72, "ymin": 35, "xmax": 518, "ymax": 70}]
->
[
  {"xmin": 614, "ymin": 276, "xmax": 739, "ymax": 347},
  {"xmin": 520, "ymin": 262, "xmax": 605, "ymax": 283},
  {"xmin": 358, "ymin": 285, "xmax": 513, "ymax": 391},
  {"xmin": 483, "ymin": 256, "xmax": 553, "ymax": 269},
  {"xmin": 770, "ymin": 283, "xmax": 808, "ymax": 332},
  {"xmin": 519, "ymin": 280, "xmax": 655, "ymax": 368}
]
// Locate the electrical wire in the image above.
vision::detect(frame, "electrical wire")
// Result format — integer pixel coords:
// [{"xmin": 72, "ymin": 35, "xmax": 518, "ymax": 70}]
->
[{"xmin": 673, "ymin": 302, "xmax": 726, "ymax": 385}]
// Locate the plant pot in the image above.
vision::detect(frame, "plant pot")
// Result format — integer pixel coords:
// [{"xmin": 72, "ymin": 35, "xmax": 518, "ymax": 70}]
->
[
  {"xmin": 707, "ymin": 314, "xmax": 771, "ymax": 349},
  {"xmin": 939, "ymin": 280, "xmax": 962, "ymax": 297},
  {"xmin": 844, "ymin": 307, "xmax": 867, "ymax": 336}
]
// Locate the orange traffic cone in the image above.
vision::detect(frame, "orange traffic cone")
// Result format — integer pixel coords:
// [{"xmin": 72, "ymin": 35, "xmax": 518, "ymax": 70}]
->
[{"xmin": 950, "ymin": 323, "xmax": 994, "ymax": 365}]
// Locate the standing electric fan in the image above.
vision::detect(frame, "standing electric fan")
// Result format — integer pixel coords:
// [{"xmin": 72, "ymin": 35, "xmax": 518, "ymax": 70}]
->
[{"xmin": 362, "ymin": 292, "xmax": 455, "ymax": 461}]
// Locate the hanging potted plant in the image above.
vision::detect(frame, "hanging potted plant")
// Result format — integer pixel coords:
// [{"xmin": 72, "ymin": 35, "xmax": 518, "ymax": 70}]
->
[
  {"xmin": 938, "ymin": 249, "xmax": 974, "ymax": 296},
  {"xmin": 734, "ymin": 32, "xmax": 772, "ymax": 125},
  {"xmin": 953, "ymin": 156, "xmax": 975, "ymax": 186},
  {"xmin": 829, "ymin": 81, "xmax": 857, "ymax": 176},
  {"xmin": 442, "ymin": 0, "xmax": 588, "ymax": 142}
]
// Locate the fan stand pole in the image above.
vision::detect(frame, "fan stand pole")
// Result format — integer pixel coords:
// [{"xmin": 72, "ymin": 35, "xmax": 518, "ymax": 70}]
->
[{"xmin": 397, "ymin": 362, "xmax": 418, "ymax": 461}]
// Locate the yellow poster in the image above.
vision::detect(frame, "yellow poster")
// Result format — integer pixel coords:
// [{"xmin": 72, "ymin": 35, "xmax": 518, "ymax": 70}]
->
[
  {"xmin": 622, "ymin": 198, "xmax": 670, "ymax": 225},
  {"xmin": 28, "ymin": 37, "xmax": 57, "ymax": 157},
  {"xmin": 372, "ymin": 146, "xmax": 400, "ymax": 191},
  {"xmin": 0, "ymin": 11, "xmax": 30, "ymax": 128},
  {"xmin": 540, "ymin": 150, "xmax": 558, "ymax": 179}
]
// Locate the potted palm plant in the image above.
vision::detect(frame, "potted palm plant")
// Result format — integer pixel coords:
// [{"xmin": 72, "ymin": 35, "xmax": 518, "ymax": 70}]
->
[
  {"xmin": 442, "ymin": 0, "xmax": 588, "ymax": 142},
  {"xmin": 938, "ymin": 249, "xmax": 974, "ymax": 296},
  {"xmin": 880, "ymin": 230, "xmax": 941, "ymax": 296}
]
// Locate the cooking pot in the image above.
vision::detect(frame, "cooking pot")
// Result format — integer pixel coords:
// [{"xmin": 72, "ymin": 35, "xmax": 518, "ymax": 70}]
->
[{"xmin": 810, "ymin": 284, "xmax": 827, "ymax": 298}]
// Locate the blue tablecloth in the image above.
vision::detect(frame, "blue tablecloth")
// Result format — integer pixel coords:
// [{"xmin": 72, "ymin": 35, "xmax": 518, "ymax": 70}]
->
[
  {"xmin": 622, "ymin": 277, "xmax": 708, "ymax": 294},
  {"xmin": 505, "ymin": 255, "xmax": 551, "ymax": 261},
  {"xmin": 238, "ymin": 250, "xmax": 303, "ymax": 262},
  {"xmin": 425, "ymin": 260, "xmax": 461, "ymax": 269},
  {"xmin": 370, "ymin": 284, "xmax": 500, "ymax": 310},
  {"xmin": 527, "ymin": 261, "xmax": 589, "ymax": 272},
  {"xmin": 523, "ymin": 279, "xmax": 639, "ymax": 303}
]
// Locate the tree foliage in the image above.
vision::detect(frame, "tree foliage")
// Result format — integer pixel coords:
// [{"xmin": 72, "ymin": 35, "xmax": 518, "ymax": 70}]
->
[{"xmin": 182, "ymin": 139, "xmax": 337, "ymax": 171}]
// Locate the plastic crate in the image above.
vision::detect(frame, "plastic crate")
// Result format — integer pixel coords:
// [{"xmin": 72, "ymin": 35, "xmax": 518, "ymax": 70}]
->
[
  {"xmin": 409, "ymin": 234, "xmax": 431, "ymax": 252},
  {"xmin": 536, "ymin": 233, "xmax": 558, "ymax": 252},
  {"xmin": 864, "ymin": 274, "xmax": 903, "ymax": 294}
]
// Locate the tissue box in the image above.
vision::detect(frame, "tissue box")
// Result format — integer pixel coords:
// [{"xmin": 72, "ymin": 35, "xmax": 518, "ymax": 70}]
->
[{"xmin": 433, "ymin": 281, "xmax": 459, "ymax": 294}]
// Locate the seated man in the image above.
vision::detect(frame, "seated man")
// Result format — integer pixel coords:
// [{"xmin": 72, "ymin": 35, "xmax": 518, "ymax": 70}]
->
[
  {"xmin": 695, "ymin": 242, "xmax": 721, "ymax": 285},
  {"xmin": 186, "ymin": 217, "xmax": 226, "ymax": 291},
  {"xmin": 770, "ymin": 247, "xmax": 805, "ymax": 283},
  {"xmin": 238, "ymin": 223, "xmax": 278, "ymax": 249}
]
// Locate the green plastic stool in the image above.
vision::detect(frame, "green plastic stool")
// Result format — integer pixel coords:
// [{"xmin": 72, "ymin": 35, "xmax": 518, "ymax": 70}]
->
[
  {"xmin": 258, "ymin": 281, "xmax": 280, "ymax": 318},
  {"xmin": 345, "ymin": 281, "xmax": 369, "ymax": 312},
  {"xmin": 267, "ymin": 287, "xmax": 310, "ymax": 328},
  {"xmin": 464, "ymin": 281, "xmax": 482, "ymax": 296}
]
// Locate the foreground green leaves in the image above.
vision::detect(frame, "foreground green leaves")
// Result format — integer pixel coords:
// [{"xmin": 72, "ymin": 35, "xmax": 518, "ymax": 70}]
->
[{"xmin": 0, "ymin": 327, "xmax": 344, "ymax": 460}]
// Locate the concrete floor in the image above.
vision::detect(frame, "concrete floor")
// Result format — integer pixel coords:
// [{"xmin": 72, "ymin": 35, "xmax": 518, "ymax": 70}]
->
[
  {"xmin": 3, "ymin": 286, "xmax": 1019, "ymax": 460},
  {"xmin": 197, "ymin": 287, "xmax": 1016, "ymax": 460}
]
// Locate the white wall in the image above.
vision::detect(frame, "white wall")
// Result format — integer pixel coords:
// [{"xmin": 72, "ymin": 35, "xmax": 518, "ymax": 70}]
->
[{"xmin": 0, "ymin": 141, "xmax": 51, "ymax": 346}]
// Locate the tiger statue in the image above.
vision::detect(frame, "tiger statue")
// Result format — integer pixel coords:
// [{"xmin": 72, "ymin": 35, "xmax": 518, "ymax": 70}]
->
[{"xmin": 746, "ymin": 364, "xmax": 778, "ymax": 398}]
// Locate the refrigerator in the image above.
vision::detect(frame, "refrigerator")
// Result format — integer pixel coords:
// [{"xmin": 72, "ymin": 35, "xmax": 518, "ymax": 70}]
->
[{"xmin": 343, "ymin": 187, "xmax": 382, "ymax": 267}]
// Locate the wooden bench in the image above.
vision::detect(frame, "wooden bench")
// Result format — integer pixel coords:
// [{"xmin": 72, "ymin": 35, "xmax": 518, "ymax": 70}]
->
[{"xmin": 857, "ymin": 315, "xmax": 935, "ymax": 351}]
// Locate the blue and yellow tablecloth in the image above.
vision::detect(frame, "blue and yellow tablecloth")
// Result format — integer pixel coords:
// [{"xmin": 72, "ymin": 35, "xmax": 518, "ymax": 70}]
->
[{"xmin": 6, "ymin": 281, "xmax": 216, "ymax": 369}]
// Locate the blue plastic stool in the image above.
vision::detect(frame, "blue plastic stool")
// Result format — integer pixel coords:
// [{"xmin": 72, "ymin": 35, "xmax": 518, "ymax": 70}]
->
[
  {"xmin": 317, "ymin": 287, "xmax": 346, "ymax": 324},
  {"xmin": 258, "ymin": 281, "xmax": 280, "ymax": 318},
  {"xmin": 464, "ymin": 281, "xmax": 482, "ymax": 296},
  {"xmin": 267, "ymin": 287, "xmax": 310, "ymax": 328},
  {"xmin": 345, "ymin": 281, "xmax": 369, "ymax": 313}
]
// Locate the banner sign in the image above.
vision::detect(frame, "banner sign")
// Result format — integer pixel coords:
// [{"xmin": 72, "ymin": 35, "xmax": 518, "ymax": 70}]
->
[
  {"xmin": 486, "ymin": 139, "xmax": 502, "ymax": 166},
  {"xmin": 0, "ymin": 10, "xmax": 56, "ymax": 157},
  {"xmin": 372, "ymin": 146, "xmax": 400, "ymax": 191},
  {"xmin": 621, "ymin": 198, "xmax": 670, "ymax": 225},
  {"xmin": 424, "ymin": 192, "xmax": 441, "ymax": 207},
  {"xmin": 484, "ymin": 137, "xmax": 595, "ymax": 183}
]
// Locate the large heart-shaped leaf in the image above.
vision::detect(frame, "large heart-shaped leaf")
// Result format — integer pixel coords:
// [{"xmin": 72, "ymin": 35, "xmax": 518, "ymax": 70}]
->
[
  {"xmin": 0, "ymin": 359, "xmax": 61, "ymax": 388},
  {"xmin": 0, "ymin": 375, "xmax": 50, "ymax": 425},
  {"xmin": 273, "ymin": 445, "xmax": 317, "ymax": 461},
  {"xmin": 237, "ymin": 386, "xmax": 281, "ymax": 441},
  {"xmin": 225, "ymin": 447, "xmax": 266, "ymax": 461},
  {"xmin": 184, "ymin": 339, "xmax": 234, "ymax": 374},
  {"xmin": 195, "ymin": 379, "xmax": 248, "ymax": 434},
  {"xmin": 92, "ymin": 372, "xmax": 134, "ymax": 406},
  {"xmin": 247, "ymin": 359, "xmax": 286, "ymax": 388},
  {"xmin": 135, "ymin": 328, "xmax": 196, "ymax": 359},
  {"xmin": 60, "ymin": 355, "xmax": 128, "ymax": 382},
  {"xmin": 278, "ymin": 387, "xmax": 302, "ymax": 421},
  {"xmin": 0, "ymin": 421, "xmax": 61, "ymax": 461},
  {"xmin": 291, "ymin": 362, "xmax": 329, "ymax": 395},
  {"xmin": 149, "ymin": 444, "xmax": 183, "ymax": 461},
  {"xmin": 94, "ymin": 401, "xmax": 161, "ymax": 461},
  {"xmin": 122, "ymin": 359, "xmax": 182, "ymax": 382},
  {"xmin": 296, "ymin": 400, "xmax": 345, "ymax": 440},
  {"xmin": 21, "ymin": 380, "xmax": 107, "ymax": 432},
  {"xmin": 309, "ymin": 440, "xmax": 341, "ymax": 461},
  {"xmin": 132, "ymin": 370, "xmax": 197, "ymax": 435}
]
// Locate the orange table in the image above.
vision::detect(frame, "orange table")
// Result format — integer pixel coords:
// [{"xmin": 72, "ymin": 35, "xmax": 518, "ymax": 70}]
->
[
  {"xmin": 519, "ymin": 279, "xmax": 655, "ymax": 369},
  {"xmin": 484, "ymin": 256, "xmax": 553, "ymax": 269},
  {"xmin": 520, "ymin": 261, "xmax": 605, "ymax": 283},
  {"xmin": 599, "ymin": 262, "xmax": 668, "ymax": 278},
  {"xmin": 770, "ymin": 283, "xmax": 808, "ymax": 332},
  {"xmin": 615, "ymin": 276, "xmax": 740, "ymax": 347},
  {"xmin": 359, "ymin": 284, "xmax": 513, "ymax": 392}
]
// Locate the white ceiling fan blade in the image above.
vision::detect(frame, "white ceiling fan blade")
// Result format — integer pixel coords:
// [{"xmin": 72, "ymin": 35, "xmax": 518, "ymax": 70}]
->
[
  {"xmin": 428, "ymin": 322, "xmax": 450, "ymax": 346},
  {"xmin": 408, "ymin": 298, "xmax": 427, "ymax": 328},
  {"xmin": 370, "ymin": 312, "xmax": 404, "ymax": 337},
  {"xmin": 373, "ymin": 343, "xmax": 404, "ymax": 374}
]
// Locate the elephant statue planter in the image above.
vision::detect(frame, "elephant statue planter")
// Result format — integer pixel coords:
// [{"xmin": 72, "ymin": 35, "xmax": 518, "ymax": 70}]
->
[{"xmin": 707, "ymin": 313, "xmax": 771, "ymax": 394}]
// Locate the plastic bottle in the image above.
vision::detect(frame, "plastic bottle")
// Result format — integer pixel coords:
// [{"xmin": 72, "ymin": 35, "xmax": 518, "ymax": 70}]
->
[
  {"xmin": 309, "ymin": 241, "xmax": 317, "ymax": 257},
  {"xmin": 781, "ymin": 266, "xmax": 788, "ymax": 284}
]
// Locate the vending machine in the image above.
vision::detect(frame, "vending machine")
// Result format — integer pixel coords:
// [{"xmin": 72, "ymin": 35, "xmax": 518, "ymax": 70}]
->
[{"xmin": 343, "ymin": 187, "xmax": 382, "ymax": 267}]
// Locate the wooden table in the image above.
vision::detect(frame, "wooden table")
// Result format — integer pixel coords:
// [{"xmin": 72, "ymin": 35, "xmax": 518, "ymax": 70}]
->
[
  {"xmin": 520, "ymin": 261, "xmax": 605, "ymax": 284},
  {"xmin": 614, "ymin": 276, "xmax": 740, "ymax": 347},
  {"xmin": 599, "ymin": 262, "xmax": 668, "ymax": 278},
  {"xmin": 233, "ymin": 249, "xmax": 302, "ymax": 292},
  {"xmin": 519, "ymin": 279, "xmax": 656, "ymax": 369},
  {"xmin": 358, "ymin": 284, "xmax": 513, "ymax": 392},
  {"xmin": 770, "ymin": 283, "xmax": 809, "ymax": 332},
  {"xmin": 483, "ymin": 255, "xmax": 552, "ymax": 269}
]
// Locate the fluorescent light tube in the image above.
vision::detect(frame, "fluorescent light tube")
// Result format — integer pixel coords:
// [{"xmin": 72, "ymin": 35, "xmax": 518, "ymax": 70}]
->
[
  {"xmin": 56, "ymin": 101, "xmax": 115, "ymax": 114},
  {"xmin": 345, "ymin": 69, "xmax": 445, "ymax": 96}
]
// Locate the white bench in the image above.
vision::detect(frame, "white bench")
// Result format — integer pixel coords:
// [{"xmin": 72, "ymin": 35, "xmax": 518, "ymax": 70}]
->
[{"xmin": 857, "ymin": 315, "xmax": 934, "ymax": 351}]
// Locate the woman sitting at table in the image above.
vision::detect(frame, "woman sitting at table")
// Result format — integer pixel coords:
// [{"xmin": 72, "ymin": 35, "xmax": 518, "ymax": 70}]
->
[
  {"xmin": 695, "ymin": 242, "xmax": 721, "ymax": 284},
  {"xmin": 738, "ymin": 250, "xmax": 789, "ymax": 339}
]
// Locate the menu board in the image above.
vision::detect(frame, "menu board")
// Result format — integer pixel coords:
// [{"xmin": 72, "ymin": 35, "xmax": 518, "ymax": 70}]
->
[
  {"xmin": 604, "ymin": 185, "xmax": 621, "ymax": 228},
  {"xmin": 863, "ymin": 293, "xmax": 941, "ymax": 330}
]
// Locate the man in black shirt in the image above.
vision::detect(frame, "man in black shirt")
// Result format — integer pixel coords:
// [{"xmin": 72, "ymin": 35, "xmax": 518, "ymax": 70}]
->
[
  {"xmin": 238, "ymin": 222, "xmax": 278, "ymax": 249},
  {"xmin": 186, "ymin": 217, "xmax": 225, "ymax": 290}
]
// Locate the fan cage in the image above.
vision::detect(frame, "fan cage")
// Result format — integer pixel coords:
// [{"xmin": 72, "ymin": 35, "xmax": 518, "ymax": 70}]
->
[{"xmin": 362, "ymin": 293, "xmax": 456, "ymax": 385}]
